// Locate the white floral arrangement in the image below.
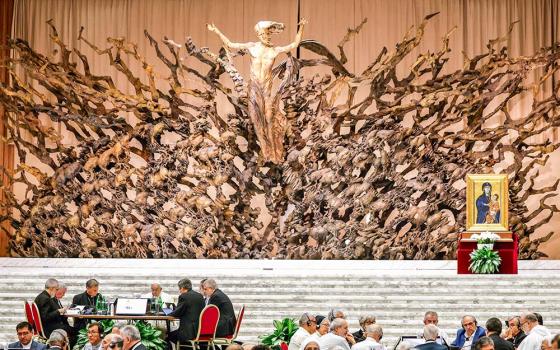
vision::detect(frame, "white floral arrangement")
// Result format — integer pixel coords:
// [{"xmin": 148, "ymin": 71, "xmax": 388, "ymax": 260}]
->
[{"xmin": 470, "ymin": 231, "xmax": 500, "ymax": 244}]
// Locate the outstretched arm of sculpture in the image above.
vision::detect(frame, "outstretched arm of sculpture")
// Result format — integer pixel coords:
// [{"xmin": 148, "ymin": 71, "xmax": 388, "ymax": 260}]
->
[
  {"xmin": 277, "ymin": 18, "xmax": 307, "ymax": 53},
  {"xmin": 207, "ymin": 23, "xmax": 253, "ymax": 50}
]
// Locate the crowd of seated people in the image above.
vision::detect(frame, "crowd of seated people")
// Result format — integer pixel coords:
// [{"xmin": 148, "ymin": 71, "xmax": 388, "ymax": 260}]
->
[{"xmin": 8, "ymin": 279, "xmax": 560, "ymax": 350}]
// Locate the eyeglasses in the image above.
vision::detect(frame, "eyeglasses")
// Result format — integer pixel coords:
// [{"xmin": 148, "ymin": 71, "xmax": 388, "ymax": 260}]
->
[{"xmin": 87, "ymin": 331, "xmax": 100, "ymax": 334}]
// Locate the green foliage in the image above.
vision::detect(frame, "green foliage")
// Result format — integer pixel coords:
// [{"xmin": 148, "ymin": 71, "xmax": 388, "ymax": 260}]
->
[
  {"xmin": 72, "ymin": 319, "xmax": 164, "ymax": 350},
  {"xmin": 74, "ymin": 319, "xmax": 115, "ymax": 350},
  {"xmin": 469, "ymin": 247, "xmax": 501, "ymax": 274},
  {"xmin": 259, "ymin": 318, "xmax": 298, "ymax": 350},
  {"xmin": 135, "ymin": 320, "xmax": 166, "ymax": 350}
]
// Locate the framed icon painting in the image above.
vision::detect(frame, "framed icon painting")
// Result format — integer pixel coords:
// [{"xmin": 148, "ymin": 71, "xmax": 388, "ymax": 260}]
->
[{"xmin": 466, "ymin": 174, "xmax": 509, "ymax": 232}]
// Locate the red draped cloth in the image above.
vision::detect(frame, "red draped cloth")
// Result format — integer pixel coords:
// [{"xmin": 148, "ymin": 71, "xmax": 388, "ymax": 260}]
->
[{"xmin": 457, "ymin": 233, "xmax": 518, "ymax": 274}]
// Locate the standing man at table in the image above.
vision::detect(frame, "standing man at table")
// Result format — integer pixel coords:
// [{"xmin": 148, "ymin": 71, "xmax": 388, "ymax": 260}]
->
[
  {"xmin": 167, "ymin": 278, "xmax": 205, "ymax": 346},
  {"xmin": 202, "ymin": 279, "xmax": 236, "ymax": 337},
  {"xmin": 72, "ymin": 279, "xmax": 101, "ymax": 332}
]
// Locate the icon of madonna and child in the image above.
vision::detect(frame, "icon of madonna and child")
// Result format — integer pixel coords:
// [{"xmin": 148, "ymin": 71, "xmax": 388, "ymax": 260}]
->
[{"xmin": 475, "ymin": 182, "xmax": 500, "ymax": 224}]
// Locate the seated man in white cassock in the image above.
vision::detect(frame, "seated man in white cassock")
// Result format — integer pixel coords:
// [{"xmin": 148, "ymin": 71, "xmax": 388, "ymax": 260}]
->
[{"xmin": 141, "ymin": 283, "xmax": 174, "ymax": 305}]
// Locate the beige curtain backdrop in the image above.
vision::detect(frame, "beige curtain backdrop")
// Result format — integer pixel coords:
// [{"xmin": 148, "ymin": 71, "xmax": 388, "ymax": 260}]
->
[{"xmin": 7, "ymin": 0, "xmax": 560, "ymax": 258}]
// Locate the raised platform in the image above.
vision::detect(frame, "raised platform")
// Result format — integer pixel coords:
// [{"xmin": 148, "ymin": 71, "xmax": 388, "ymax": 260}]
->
[{"xmin": 0, "ymin": 259, "xmax": 559, "ymax": 347}]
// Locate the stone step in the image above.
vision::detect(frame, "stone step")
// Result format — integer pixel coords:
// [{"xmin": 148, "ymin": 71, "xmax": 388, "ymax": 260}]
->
[{"xmin": 0, "ymin": 258, "xmax": 558, "ymax": 347}]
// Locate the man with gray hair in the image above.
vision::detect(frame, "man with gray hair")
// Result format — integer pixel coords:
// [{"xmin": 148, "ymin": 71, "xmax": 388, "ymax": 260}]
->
[
  {"xmin": 167, "ymin": 278, "xmax": 205, "ymax": 346},
  {"xmin": 352, "ymin": 315, "xmax": 376, "ymax": 342},
  {"xmin": 420, "ymin": 311, "xmax": 450, "ymax": 345},
  {"xmin": 47, "ymin": 329, "xmax": 69, "ymax": 350},
  {"xmin": 34, "ymin": 278, "xmax": 76, "ymax": 345},
  {"xmin": 319, "ymin": 318, "xmax": 355, "ymax": 350},
  {"xmin": 415, "ymin": 325, "xmax": 447, "ymax": 350},
  {"xmin": 101, "ymin": 333, "xmax": 124, "ymax": 350},
  {"xmin": 201, "ymin": 278, "xmax": 236, "ymax": 337},
  {"xmin": 518, "ymin": 313, "xmax": 551, "ymax": 350},
  {"xmin": 473, "ymin": 337, "xmax": 495, "ymax": 350},
  {"xmin": 351, "ymin": 324, "xmax": 384, "ymax": 350},
  {"xmin": 121, "ymin": 325, "xmax": 145, "ymax": 350},
  {"xmin": 288, "ymin": 313, "xmax": 317, "ymax": 350}
]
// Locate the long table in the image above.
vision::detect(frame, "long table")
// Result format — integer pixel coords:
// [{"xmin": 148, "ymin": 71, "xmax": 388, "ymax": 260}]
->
[{"xmin": 65, "ymin": 314, "xmax": 177, "ymax": 332}]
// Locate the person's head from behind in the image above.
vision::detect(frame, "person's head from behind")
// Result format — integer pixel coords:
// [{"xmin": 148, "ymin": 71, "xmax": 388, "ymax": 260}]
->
[
  {"xmin": 177, "ymin": 278, "xmax": 192, "ymax": 293},
  {"xmin": 47, "ymin": 329, "xmax": 69, "ymax": 350},
  {"xmin": 359, "ymin": 315, "xmax": 376, "ymax": 331},
  {"xmin": 534, "ymin": 313, "xmax": 543, "ymax": 326},
  {"xmin": 45, "ymin": 278, "xmax": 59, "ymax": 297},
  {"xmin": 241, "ymin": 343, "xmax": 256, "ymax": 350},
  {"xmin": 366, "ymin": 324, "xmax": 383, "ymax": 342},
  {"xmin": 55, "ymin": 282, "xmax": 67, "ymax": 299},
  {"xmin": 485, "ymin": 318, "xmax": 502, "ymax": 336},
  {"xmin": 120, "ymin": 325, "xmax": 141, "ymax": 350},
  {"xmin": 551, "ymin": 334, "xmax": 560, "ymax": 350},
  {"xmin": 330, "ymin": 318, "xmax": 348, "ymax": 337},
  {"xmin": 16, "ymin": 321, "xmax": 33, "ymax": 346},
  {"xmin": 474, "ymin": 337, "xmax": 494, "ymax": 350},
  {"xmin": 87, "ymin": 322, "xmax": 103, "ymax": 345},
  {"xmin": 86, "ymin": 279, "xmax": 99, "ymax": 297},
  {"xmin": 423, "ymin": 324, "xmax": 439, "ymax": 341},
  {"xmin": 251, "ymin": 345, "xmax": 271, "ymax": 350},
  {"xmin": 396, "ymin": 341, "xmax": 412, "ymax": 350},
  {"xmin": 201, "ymin": 278, "xmax": 218, "ymax": 298},
  {"xmin": 328, "ymin": 309, "xmax": 345, "ymax": 322},
  {"xmin": 225, "ymin": 344, "xmax": 242, "ymax": 350},
  {"xmin": 424, "ymin": 311, "xmax": 439, "ymax": 326},
  {"xmin": 102, "ymin": 334, "xmax": 124, "ymax": 350},
  {"xmin": 462, "ymin": 315, "xmax": 478, "ymax": 336},
  {"xmin": 316, "ymin": 315, "xmax": 330, "ymax": 335},
  {"xmin": 298, "ymin": 313, "xmax": 317, "ymax": 334}
]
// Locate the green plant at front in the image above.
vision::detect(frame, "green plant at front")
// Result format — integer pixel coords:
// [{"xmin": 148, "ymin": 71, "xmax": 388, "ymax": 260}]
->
[
  {"xmin": 469, "ymin": 247, "xmax": 501, "ymax": 274},
  {"xmin": 135, "ymin": 320, "xmax": 166, "ymax": 350},
  {"xmin": 259, "ymin": 318, "xmax": 298, "ymax": 350}
]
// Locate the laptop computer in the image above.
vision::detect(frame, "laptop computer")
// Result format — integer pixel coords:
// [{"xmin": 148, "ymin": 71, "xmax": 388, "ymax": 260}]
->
[{"xmin": 115, "ymin": 298, "xmax": 148, "ymax": 315}]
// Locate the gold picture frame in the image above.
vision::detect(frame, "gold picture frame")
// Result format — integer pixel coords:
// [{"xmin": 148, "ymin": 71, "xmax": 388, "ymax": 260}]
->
[{"xmin": 466, "ymin": 174, "xmax": 509, "ymax": 232}]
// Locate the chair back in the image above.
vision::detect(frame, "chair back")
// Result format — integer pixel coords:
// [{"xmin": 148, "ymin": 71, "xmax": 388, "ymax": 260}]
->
[
  {"xmin": 280, "ymin": 343, "xmax": 289, "ymax": 350},
  {"xmin": 24, "ymin": 301, "xmax": 37, "ymax": 335},
  {"xmin": 231, "ymin": 305, "xmax": 245, "ymax": 339},
  {"xmin": 195, "ymin": 305, "xmax": 220, "ymax": 341},
  {"xmin": 31, "ymin": 302, "xmax": 46, "ymax": 338}
]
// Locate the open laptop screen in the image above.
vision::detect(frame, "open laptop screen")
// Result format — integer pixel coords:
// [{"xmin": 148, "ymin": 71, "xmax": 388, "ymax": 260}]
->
[{"xmin": 115, "ymin": 298, "xmax": 148, "ymax": 315}]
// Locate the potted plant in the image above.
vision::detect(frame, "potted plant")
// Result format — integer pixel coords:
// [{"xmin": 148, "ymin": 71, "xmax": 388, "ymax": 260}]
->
[
  {"xmin": 259, "ymin": 318, "xmax": 298, "ymax": 350},
  {"xmin": 469, "ymin": 247, "xmax": 501, "ymax": 274},
  {"xmin": 470, "ymin": 231, "xmax": 500, "ymax": 250}
]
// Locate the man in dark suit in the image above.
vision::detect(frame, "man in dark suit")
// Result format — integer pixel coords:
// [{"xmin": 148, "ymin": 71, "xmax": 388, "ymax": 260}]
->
[
  {"xmin": 486, "ymin": 318, "xmax": 514, "ymax": 350},
  {"xmin": 34, "ymin": 279, "xmax": 76, "ymax": 347},
  {"xmin": 8, "ymin": 321, "xmax": 47, "ymax": 350},
  {"xmin": 202, "ymin": 278, "xmax": 236, "ymax": 337},
  {"xmin": 72, "ymin": 278, "xmax": 101, "ymax": 332},
  {"xmin": 121, "ymin": 325, "xmax": 146, "ymax": 350},
  {"xmin": 415, "ymin": 325, "xmax": 447, "ymax": 350},
  {"xmin": 168, "ymin": 278, "xmax": 205, "ymax": 344}
]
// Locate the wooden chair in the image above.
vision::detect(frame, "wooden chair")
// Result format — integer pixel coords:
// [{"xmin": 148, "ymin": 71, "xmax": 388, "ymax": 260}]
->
[
  {"xmin": 213, "ymin": 305, "xmax": 245, "ymax": 346},
  {"xmin": 177, "ymin": 304, "xmax": 220, "ymax": 350},
  {"xmin": 30, "ymin": 302, "xmax": 47, "ymax": 339}
]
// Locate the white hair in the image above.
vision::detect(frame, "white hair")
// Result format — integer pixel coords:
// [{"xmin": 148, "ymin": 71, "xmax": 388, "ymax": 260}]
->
[
  {"xmin": 423, "ymin": 324, "xmax": 439, "ymax": 340},
  {"xmin": 121, "ymin": 325, "xmax": 141, "ymax": 341},
  {"xmin": 45, "ymin": 278, "xmax": 59, "ymax": 289},
  {"xmin": 365, "ymin": 324, "xmax": 383, "ymax": 337},
  {"xmin": 396, "ymin": 341, "xmax": 412, "ymax": 350},
  {"xmin": 47, "ymin": 329, "xmax": 68, "ymax": 347},
  {"xmin": 330, "ymin": 318, "xmax": 346, "ymax": 332},
  {"xmin": 202, "ymin": 278, "xmax": 218, "ymax": 290}
]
